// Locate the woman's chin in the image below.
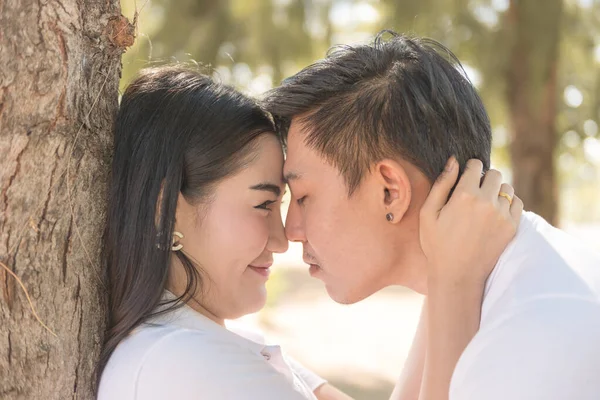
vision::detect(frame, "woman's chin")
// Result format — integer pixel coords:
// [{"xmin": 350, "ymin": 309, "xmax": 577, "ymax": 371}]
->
[
  {"xmin": 232, "ymin": 289, "xmax": 267, "ymax": 318},
  {"xmin": 249, "ymin": 290, "xmax": 268, "ymax": 313}
]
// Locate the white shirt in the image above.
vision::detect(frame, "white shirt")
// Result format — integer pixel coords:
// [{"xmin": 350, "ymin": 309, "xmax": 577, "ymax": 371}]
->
[
  {"xmin": 98, "ymin": 294, "xmax": 325, "ymax": 400},
  {"xmin": 450, "ymin": 212, "xmax": 600, "ymax": 400}
]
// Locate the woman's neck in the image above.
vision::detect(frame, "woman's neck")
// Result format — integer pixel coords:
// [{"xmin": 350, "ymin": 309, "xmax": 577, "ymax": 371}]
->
[
  {"xmin": 185, "ymin": 295, "xmax": 225, "ymax": 326},
  {"xmin": 165, "ymin": 286, "xmax": 225, "ymax": 326}
]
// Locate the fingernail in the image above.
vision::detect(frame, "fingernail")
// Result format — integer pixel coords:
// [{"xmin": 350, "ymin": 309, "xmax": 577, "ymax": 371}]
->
[{"xmin": 445, "ymin": 157, "xmax": 456, "ymax": 172}]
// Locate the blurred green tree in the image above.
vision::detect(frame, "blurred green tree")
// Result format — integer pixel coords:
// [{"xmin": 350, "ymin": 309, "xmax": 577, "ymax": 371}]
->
[
  {"xmin": 377, "ymin": 0, "xmax": 564, "ymax": 224},
  {"xmin": 121, "ymin": 0, "xmax": 600, "ymax": 225}
]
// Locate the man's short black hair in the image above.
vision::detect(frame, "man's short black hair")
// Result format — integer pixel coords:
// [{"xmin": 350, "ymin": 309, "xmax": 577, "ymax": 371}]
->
[{"xmin": 263, "ymin": 30, "xmax": 491, "ymax": 194}]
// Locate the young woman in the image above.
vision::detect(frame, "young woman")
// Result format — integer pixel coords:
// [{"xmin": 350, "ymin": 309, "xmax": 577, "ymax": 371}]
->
[{"xmin": 97, "ymin": 66, "xmax": 519, "ymax": 400}]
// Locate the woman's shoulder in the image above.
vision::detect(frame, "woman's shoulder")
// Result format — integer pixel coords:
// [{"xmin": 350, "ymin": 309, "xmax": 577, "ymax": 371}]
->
[
  {"xmin": 98, "ymin": 324, "xmax": 216, "ymax": 399},
  {"xmin": 98, "ymin": 321, "xmax": 264, "ymax": 394},
  {"xmin": 100, "ymin": 323, "xmax": 307, "ymax": 400},
  {"xmin": 134, "ymin": 327, "xmax": 311, "ymax": 400}
]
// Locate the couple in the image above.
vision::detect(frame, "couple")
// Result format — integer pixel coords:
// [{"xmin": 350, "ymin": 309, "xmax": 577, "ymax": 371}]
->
[{"xmin": 97, "ymin": 31, "xmax": 600, "ymax": 400}]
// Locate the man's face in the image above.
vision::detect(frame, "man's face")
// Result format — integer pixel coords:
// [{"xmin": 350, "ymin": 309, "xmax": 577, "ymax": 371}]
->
[{"xmin": 283, "ymin": 119, "xmax": 418, "ymax": 303}]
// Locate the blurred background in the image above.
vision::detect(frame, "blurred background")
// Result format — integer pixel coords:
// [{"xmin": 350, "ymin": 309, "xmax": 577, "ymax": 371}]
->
[{"xmin": 120, "ymin": 0, "xmax": 600, "ymax": 398}]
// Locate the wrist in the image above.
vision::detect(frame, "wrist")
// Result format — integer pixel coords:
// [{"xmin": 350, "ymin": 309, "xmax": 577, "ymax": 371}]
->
[
  {"xmin": 427, "ymin": 272, "xmax": 486, "ymax": 297},
  {"xmin": 426, "ymin": 259, "xmax": 489, "ymax": 287}
]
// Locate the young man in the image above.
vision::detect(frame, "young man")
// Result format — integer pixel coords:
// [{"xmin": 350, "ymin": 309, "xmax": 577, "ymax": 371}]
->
[{"xmin": 264, "ymin": 31, "xmax": 600, "ymax": 399}]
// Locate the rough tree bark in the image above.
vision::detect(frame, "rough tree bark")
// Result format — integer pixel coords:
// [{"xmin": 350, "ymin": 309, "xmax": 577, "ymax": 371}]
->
[
  {"xmin": 506, "ymin": 0, "xmax": 563, "ymax": 225},
  {"xmin": 0, "ymin": 1, "xmax": 132, "ymax": 398}
]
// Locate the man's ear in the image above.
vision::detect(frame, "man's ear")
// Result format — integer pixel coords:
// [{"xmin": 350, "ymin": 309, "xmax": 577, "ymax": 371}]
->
[{"xmin": 375, "ymin": 159, "xmax": 412, "ymax": 223}]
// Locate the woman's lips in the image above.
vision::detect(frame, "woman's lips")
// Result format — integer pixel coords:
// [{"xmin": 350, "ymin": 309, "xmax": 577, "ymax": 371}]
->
[{"xmin": 248, "ymin": 263, "xmax": 272, "ymax": 277}]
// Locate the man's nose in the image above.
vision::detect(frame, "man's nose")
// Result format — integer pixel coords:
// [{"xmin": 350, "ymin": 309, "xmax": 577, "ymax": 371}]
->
[{"xmin": 284, "ymin": 201, "xmax": 306, "ymax": 243}]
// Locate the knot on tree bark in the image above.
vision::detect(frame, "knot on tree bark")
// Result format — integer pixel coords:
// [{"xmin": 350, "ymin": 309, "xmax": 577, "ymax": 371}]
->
[{"xmin": 105, "ymin": 15, "xmax": 135, "ymax": 50}]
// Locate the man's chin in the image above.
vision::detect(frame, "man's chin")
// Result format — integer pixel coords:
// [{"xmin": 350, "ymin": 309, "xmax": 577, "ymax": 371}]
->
[{"xmin": 324, "ymin": 283, "xmax": 377, "ymax": 305}]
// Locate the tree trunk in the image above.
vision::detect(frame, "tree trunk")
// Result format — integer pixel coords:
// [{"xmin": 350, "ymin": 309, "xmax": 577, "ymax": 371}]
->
[
  {"xmin": 0, "ymin": 1, "xmax": 129, "ymax": 398},
  {"xmin": 506, "ymin": 0, "xmax": 563, "ymax": 225}
]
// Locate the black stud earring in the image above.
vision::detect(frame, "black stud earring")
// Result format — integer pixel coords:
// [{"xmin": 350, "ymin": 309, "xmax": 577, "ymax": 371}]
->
[{"xmin": 386, "ymin": 213, "xmax": 394, "ymax": 222}]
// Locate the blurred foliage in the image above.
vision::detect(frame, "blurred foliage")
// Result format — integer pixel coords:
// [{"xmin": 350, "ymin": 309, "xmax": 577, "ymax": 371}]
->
[{"xmin": 121, "ymin": 0, "xmax": 600, "ymax": 224}]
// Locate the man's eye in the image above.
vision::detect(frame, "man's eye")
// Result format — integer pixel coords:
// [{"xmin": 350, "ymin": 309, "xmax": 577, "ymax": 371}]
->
[{"xmin": 256, "ymin": 200, "xmax": 277, "ymax": 211}]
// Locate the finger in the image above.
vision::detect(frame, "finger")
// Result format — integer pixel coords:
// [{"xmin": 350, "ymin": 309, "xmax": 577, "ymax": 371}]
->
[
  {"xmin": 455, "ymin": 159, "xmax": 483, "ymax": 193},
  {"xmin": 497, "ymin": 182, "xmax": 515, "ymax": 212},
  {"xmin": 422, "ymin": 156, "xmax": 459, "ymax": 215},
  {"xmin": 509, "ymin": 194, "xmax": 524, "ymax": 227},
  {"xmin": 481, "ymin": 169, "xmax": 503, "ymax": 200}
]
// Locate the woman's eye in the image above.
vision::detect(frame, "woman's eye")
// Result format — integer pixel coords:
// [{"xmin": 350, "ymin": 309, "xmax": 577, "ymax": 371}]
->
[
  {"xmin": 296, "ymin": 196, "xmax": 306, "ymax": 205},
  {"xmin": 256, "ymin": 200, "xmax": 277, "ymax": 211}
]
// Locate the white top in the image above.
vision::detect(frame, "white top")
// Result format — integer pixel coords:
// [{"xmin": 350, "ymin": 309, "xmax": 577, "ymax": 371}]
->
[
  {"xmin": 450, "ymin": 212, "xmax": 600, "ymax": 400},
  {"xmin": 98, "ymin": 294, "xmax": 325, "ymax": 400}
]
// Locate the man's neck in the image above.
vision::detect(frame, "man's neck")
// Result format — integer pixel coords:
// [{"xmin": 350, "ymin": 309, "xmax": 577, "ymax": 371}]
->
[{"xmin": 388, "ymin": 248, "xmax": 429, "ymax": 295}]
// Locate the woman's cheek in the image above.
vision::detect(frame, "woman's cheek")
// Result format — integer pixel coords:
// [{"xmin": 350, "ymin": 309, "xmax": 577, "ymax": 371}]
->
[
  {"xmin": 232, "ymin": 212, "xmax": 269, "ymax": 255},
  {"xmin": 253, "ymin": 214, "xmax": 272, "ymax": 248}
]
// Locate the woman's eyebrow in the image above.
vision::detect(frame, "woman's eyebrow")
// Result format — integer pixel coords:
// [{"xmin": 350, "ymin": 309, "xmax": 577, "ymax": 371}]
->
[{"xmin": 249, "ymin": 183, "xmax": 282, "ymax": 197}]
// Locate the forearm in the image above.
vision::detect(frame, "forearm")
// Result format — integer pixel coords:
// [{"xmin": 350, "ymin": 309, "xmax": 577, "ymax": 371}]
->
[
  {"xmin": 314, "ymin": 383, "xmax": 355, "ymax": 400},
  {"xmin": 390, "ymin": 300, "xmax": 427, "ymax": 400},
  {"xmin": 285, "ymin": 356, "xmax": 353, "ymax": 400},
  {"xmin": 419, "ymin": 278, "xmax": 483, "ymax": 400}
]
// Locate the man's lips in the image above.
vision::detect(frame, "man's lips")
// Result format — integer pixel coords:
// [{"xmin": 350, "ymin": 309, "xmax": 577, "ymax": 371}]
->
[
  {"xmin": 308, "ymin": 264, "xmax": 322, "ymax": 276},
  {"xmin": 303, "ymin": 251, "xmax": 319, "ymax": 266},
  {"xmin": 303, "ymin": 257, "xmax": 322, "ymax": 274}
]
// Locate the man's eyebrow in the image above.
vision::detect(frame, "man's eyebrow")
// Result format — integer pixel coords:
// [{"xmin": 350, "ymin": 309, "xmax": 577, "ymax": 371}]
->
[
  {"xmin": 249, "ymin": 183, "xmax": 282, "ymax": 197},
  {"xmin": 283, "ymin": 171, "xmax": 301, "ymax": 184}
]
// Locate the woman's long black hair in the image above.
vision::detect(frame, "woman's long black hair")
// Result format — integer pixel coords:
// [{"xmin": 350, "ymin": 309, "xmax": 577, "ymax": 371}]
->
[{"xmin": 97, "ymin": 66, "xmax": 275, "ymax": 381}]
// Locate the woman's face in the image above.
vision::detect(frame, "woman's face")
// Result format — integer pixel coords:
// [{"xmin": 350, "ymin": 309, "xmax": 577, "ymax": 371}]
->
[{"xmin": 168, "ymin": 134, "xmax": 288, "ymax": 322}]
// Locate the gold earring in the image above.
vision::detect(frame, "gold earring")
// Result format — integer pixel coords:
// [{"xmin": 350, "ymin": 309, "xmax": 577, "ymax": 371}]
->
[{"xmin": 171, "ymin": 231, "xmax": 184, "ymax": 251}]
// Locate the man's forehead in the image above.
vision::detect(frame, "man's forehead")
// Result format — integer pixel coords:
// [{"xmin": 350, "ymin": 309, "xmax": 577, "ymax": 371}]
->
[
  {"xmin": 283, "ymin": 124, "xmax": 305, "ymax": 172},
  {"xmin": 282, "ymin": 157, "xmax": 301, "ymax": 183},
  {"xmin": 284, "ymin": 116, "xmax": 328, "ymax": 181}
]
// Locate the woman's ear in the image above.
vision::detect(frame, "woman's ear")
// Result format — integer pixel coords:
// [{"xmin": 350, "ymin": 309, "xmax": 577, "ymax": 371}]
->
[
  {"xmin": 155, "ymin": 180, "xmax": 166, "ymax": 229},
  {"xmin": 174, "ymin": 192, "xmax": 192, "ymax": 229},
  {"xmin": 376, "ymin": 160, "xmax": 412, "ymax": 223}
]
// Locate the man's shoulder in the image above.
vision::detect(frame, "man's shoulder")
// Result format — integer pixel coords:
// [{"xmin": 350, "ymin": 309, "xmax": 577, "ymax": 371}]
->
[
  {"xmin": 460, "ymin": 296, "xmax": 600, "ymax": 365},
  {"xmin": 483, "ymin": 212, "xmax": 600, "ymax": 319},
  {"xmin": 451, "ymin": 296, "xmax": 600, "ymax": 400},
  {"xmin": 520, "ymin": 212, "xmax": 600, "ymax": 267},
  {"xmin": 480, "ymin": 295, "xmax": 600, "ymax": 336}
]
